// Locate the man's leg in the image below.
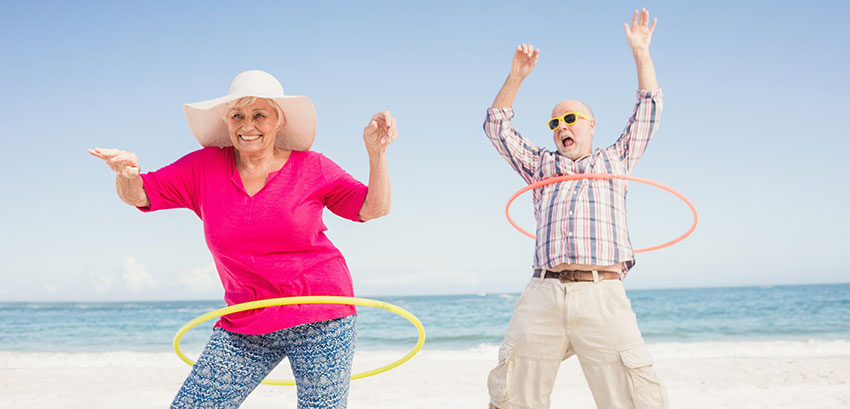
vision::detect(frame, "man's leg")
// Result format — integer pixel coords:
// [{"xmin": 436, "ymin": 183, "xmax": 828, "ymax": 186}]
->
[
  {"xmin": 488, "ymin": 277, "xmax": 571, "ymax": 409},
  {"xmin": 569, "ymin": 280, "xmax": 668, "ymax": 409}
]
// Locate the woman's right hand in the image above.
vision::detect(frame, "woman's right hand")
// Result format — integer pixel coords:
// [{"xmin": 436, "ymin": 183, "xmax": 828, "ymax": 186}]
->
[
  {"xmin": 88, "ymin": 147, "xmax": 150, "ymax": 207},
  {"xmin": 88, "ymin": 148, "xmax": 141, "ymax": 178}
]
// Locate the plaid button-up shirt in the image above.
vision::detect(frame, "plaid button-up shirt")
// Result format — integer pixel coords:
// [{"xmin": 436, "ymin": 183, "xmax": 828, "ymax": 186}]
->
[{"xmin": 484, "ymin": 89, "xmax": 663, "ymax": 275}]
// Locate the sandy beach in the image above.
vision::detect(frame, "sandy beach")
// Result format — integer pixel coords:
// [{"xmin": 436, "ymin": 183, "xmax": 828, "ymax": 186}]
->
[{"xmin": 2, "ymin": 340, "xmax": 848, "ymax": 408}]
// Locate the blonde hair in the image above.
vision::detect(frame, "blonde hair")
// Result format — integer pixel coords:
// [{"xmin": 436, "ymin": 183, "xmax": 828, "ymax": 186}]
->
[{"xmin": 224, "ymin": 96, "xmax": 286, "ymax": 129}]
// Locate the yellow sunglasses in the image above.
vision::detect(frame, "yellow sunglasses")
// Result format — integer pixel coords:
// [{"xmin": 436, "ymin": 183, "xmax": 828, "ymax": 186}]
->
[{"xmin": 548, "ymin": 112, "xmax": 592, "ymax": 130}]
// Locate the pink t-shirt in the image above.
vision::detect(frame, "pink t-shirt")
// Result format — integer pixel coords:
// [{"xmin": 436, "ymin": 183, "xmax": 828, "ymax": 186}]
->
[{"xmin": 139, "ymin": 147, "xmax": 368, "ymax": 334}]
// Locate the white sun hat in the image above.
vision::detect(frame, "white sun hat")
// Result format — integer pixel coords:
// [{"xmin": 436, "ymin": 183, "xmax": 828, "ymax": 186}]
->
[{"xmin": 183, "ymin": 70, "xmax": 316, "ymax": 151}]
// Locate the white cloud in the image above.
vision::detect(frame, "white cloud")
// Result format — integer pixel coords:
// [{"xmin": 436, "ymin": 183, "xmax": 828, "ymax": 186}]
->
[
  {"xmin": 88, "ymin": 270, "xmax": 114, "ymax": 294},
  {"xmin": 122, "ymin": 256, "xmax": 158, "ymax": 292},
  {"xmin": 177, "ymin": 263, "xmax": 220, "ymax": 293}
]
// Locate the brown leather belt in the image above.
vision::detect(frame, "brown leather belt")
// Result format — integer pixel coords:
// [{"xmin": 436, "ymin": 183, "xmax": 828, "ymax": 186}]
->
[{"xmin": 534, "ymin": 269, "xmax": 621, "ymax": 282}]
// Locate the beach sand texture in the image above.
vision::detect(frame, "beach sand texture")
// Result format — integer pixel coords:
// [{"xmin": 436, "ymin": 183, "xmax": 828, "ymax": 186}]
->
[{"xmin": 2, "ymin": 341, "xmax": 848, "ymax": 408}]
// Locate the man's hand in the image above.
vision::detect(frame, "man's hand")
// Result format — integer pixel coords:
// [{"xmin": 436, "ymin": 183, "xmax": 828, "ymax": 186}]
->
[
  {"xmin": 510, "ymin": 44, "xmax": 540, "ymax": 79},
  {"xmin": 624, "ymin": 8, "xmax": 659, "ymax": 90},
  {"xmin": 492, "ymin": 44, "xmax": 539, "ymax": 108},
  {"xmin": 624, "ymin": 8, "xmax": 657, "ymax": 53}
]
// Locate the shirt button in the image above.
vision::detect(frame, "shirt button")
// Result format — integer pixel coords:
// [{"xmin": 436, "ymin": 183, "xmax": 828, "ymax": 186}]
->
[
  {"xmin": 569, "ymin": 211, "xmax": 574, "ymax": 215},
  {"xmin": 568, "ymin": 232, "xmax": 573, "ymax": 236}
]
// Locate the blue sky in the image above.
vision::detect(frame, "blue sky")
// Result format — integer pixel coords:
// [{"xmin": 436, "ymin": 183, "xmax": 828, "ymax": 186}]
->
[{"xmin": 1, "ymin": 1, "xmax": 848, "ymax": 301}]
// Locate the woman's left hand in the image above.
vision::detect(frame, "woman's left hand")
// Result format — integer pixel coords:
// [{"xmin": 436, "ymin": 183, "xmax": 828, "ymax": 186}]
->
[{"xmin": 363, "ymin": 110, "xmax": 398, "ymax": 155}]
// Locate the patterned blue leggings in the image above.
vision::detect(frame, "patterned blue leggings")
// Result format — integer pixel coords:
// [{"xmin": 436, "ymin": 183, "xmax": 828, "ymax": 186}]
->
[{"xmin": 170, "ymin": 315, "xmax": 356, "ymax": 409}]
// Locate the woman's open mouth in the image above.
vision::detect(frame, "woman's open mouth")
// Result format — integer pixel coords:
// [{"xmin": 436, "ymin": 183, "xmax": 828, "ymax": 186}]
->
[{"xmin": 239, "ymin": 134, "xmax": 262, "ymax": 141}]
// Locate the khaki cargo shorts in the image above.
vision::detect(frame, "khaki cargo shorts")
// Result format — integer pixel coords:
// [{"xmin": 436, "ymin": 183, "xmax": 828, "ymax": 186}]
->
[{"xmin": 488, "ymin": 277, "xmax": 668, "ymax": 409}]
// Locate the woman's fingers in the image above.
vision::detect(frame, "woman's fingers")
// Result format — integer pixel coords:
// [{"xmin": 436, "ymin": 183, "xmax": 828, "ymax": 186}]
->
[
  {"xmin": 109, "ymin": 152, "xmax": 138, "ymax": 169},
  {"xmin": 90, "ymin": 147, "xmax": 139, "ymax": 176},
  {"xmin": 122, "ymin": 165, "xmax": 140, "ymax": 178},
  {"xmin": 364, "ymin": 111, "xmax": 397, "ymax": 148}
]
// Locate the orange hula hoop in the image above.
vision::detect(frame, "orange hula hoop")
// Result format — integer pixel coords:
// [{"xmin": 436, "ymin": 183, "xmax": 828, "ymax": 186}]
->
[{"xmin": 505, "ymin": 174, "xmax": 698, "ymax": 253}]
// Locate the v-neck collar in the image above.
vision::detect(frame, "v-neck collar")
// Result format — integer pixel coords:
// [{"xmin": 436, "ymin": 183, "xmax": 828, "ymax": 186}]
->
[{"xmin": 229, "ymin": 148, "xmax": 297, "ymax": 198}]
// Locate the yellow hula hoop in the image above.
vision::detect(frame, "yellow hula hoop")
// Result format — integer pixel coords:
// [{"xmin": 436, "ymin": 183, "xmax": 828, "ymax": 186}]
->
[{"xmin": 173, "ymin": 296, "xmax": 426, "ymax": 386}]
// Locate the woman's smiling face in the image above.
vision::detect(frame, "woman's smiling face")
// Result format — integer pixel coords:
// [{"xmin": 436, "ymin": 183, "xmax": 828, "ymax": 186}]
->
[{"xmin": 225, "ymin": 97, "xmax": 284, "ymax": 155}]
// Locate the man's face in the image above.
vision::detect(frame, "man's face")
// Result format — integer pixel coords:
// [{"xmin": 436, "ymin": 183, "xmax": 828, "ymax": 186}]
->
[{"xmin": 551, "ymin": 100, "xmax": 595, "ymax": 160}]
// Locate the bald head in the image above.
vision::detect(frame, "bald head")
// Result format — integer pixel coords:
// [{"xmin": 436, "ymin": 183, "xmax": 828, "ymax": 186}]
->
[
  {"xmin": 551, "ymin": 100, "xmax": 594, "ymax": 120},
  {"xmin": 550, "ymin": 100, "xmax": 596, "ymax": 160}
]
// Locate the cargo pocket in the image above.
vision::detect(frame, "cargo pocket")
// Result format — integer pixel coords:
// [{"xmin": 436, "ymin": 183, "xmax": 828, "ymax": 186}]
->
[
  {"xmin": 619, "ymin": 346, "xmax": 668, "ymax": 409},
  {"xmin": 488, "ymin": 343, "xmax": 516, "ymax": 403}
]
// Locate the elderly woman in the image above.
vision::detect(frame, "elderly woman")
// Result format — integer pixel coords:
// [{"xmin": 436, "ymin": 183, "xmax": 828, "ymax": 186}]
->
[{"xmin": 89, "ymin": 70, "xmax": 397, "ymax": 409}]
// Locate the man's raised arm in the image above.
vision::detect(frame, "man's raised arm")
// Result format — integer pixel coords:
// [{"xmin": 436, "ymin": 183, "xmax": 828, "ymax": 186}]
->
[
  {"xmin": 624, "ymin": 8, "xmax": 659, "ymax": 91},
  {"xmin": 492, "ymin": 44, "xmax": 540, "ymax": 108}
]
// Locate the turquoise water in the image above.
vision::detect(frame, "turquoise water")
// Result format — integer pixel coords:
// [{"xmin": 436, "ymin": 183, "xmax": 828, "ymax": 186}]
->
[{"xmin": 1, "ymin": 283, "xmax": 848, "ymax": 352}]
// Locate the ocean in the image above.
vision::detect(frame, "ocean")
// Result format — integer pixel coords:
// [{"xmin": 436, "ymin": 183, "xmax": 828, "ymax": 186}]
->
[{"xmin": 1, "ymin": 283, "xmax": 848, "ymax": 353}]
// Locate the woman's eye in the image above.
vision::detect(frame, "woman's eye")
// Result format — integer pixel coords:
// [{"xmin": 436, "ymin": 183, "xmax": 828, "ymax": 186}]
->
[
  {"xmin": 254, "ymin": 113, "xmax": 265, "ymax": 119},
  {"xmin": 231, "ymin": 113, "xmax": 243, "ymax": 119}
]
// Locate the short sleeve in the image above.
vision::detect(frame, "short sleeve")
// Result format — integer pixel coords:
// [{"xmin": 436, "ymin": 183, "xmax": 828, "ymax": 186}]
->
[
  {"xmin": 318, "ymin": 154, "xmax": 368, "ymax": 222},
  {"xmin": 137, "ymin": 148, "xmax": 208, "ymax": 216}
]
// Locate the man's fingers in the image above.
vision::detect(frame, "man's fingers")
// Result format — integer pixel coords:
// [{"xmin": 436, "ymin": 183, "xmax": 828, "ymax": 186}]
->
[
  {"xmin": 631, "ymin": 10, "xmax": 638, "ymax": 28},
  {"xmin": 649, "ymin": 18, "xmax": 657, "ymax": 32},
  {"xmin": 515, "ymin": 44, "xmax": 540, "ymax": 63}
]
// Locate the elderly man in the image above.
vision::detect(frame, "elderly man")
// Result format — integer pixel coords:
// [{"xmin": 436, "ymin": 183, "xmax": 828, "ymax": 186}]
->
[{"xmin": 483, "ymin": 9, "xmax": 668, "ymax": 409}]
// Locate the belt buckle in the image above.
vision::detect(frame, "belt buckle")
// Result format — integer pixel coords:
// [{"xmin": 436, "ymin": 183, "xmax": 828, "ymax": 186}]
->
[{"xmin": 557, "ymin": 271, "xmax": 575, "ymax": 282}]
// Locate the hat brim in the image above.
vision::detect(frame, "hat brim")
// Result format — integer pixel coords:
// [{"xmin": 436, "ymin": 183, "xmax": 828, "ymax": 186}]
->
[{"xmin": 184, "ymin": 92, "xmax": 316, "ymax": 151}]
